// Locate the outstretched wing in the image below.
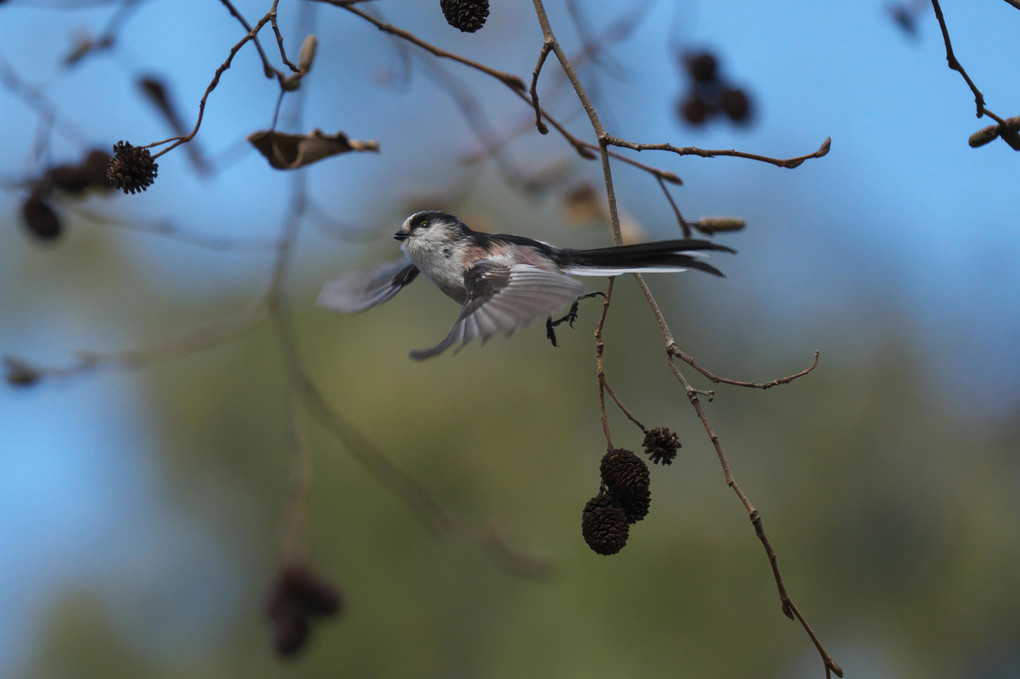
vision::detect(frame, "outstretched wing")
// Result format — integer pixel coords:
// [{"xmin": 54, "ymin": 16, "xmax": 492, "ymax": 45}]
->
[
  {"xmin": 317, "ymin": 257, "xmax": 420, "ymax": 313},
  {"xmin": 410, "ymin": 262, "xmax": 585, "ymax": 361}
]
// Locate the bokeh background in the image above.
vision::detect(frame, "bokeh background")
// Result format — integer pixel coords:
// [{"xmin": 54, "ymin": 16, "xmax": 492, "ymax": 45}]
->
[{"xmin": 2, "ymin": 1, "xmax": 1019, "ymax": 677}]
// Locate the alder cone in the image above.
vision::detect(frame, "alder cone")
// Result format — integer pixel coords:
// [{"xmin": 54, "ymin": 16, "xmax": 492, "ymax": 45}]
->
[
  {"xmin": 440, "ymin": 0, "xmax": 489, "ymax": 33},
  {"xmin": 600, "ymin": 448, "xmax": 650, "ymax": 502},
  {"xmin": 21, "ymin": 193, "xmax": 62, "ymax": 241},
  {"xmin": 581, "ymin": 494, "xmax": 630, "ymax": 555}
]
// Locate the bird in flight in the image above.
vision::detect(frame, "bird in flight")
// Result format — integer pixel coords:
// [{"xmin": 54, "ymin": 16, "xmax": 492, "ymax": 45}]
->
[{"xmin": 318, "ymin": 210, "xmax": 735, "ymax": 360}]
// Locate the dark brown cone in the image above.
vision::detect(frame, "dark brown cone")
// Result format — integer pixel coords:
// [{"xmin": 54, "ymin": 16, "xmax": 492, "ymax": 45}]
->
[
  {"xmin": 20, "ymin": 193, "xmax": 62, "ymax": 241},
  {"xmin": 45, "ymin": 150, "xmax": 114, "ymax": 194},
  {"xmin": 679, "ymin": 95, "xmax": 713, "ymax": 125},
  {"xmin": 685, "ymin": 52, "xmax": 718, "ymax": 83},
  {"xmin": 267, "ymin": 564, "xmax": 342, "ymax": 619},
  {"xmin": 47, "ymin": 165, "xmax": 91, "ymax": 194},
  {"xmin": 600, "ymin": 448, "xmax": 650, "ymax": 501},
  {"xmin": 581, "ymin": 494, "xmax": 629, "ymax": 555},
  {"xmin": 642, "ymin": 427, "xmax": 681, "ymax": 466},
  {"xmin": 440, "ymin": 0, "xmax": 489, "ymax": 33},
  {"xmin": 721, "ymin": 87, "xmax": 752, "ymax": 123},
  {"xmin": 616, "ymin": 488, "xmax": 650, "ymax": 524},
  {"xmin": 108, "ymin": 140, "xmax": 158, "ymax": 194},
  {"xmin": 82, "ymin": 150, "xmax": 115, "ymax": 189},
  {"xmin": 272, "ymin": 615, "xmax": 310, "ymax": 657},
  {"xmin": 266, "ymin": 563, "xmax": 342, "ymax": 658}
]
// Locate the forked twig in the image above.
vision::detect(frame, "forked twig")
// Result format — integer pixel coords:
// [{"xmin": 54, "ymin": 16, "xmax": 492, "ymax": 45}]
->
[
  {"xmin": 633, "ymin": 275, "xmax": 841, "ymax": 678},
  {"xmin": 929, "ymin": 0, "xmax": 1006, "ymax": 124},
  {"xmin": 145, "ymin": 4, "xmax": 280, "ymax": 158},
  {"xmin": 528, "ymin": 0, "xmax": 839, "ymax": 674}
]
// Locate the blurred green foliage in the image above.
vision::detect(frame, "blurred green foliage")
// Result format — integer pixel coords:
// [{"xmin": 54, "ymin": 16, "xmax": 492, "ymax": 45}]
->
[{"xmin": 10, "ymin": 218, "xmax": 1020, "ymax": 679}]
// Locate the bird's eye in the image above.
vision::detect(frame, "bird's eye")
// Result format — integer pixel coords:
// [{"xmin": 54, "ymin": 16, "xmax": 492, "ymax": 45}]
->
[{"xmin": 418, "ymin": 219, "xmax": 430, "ymax": 230}]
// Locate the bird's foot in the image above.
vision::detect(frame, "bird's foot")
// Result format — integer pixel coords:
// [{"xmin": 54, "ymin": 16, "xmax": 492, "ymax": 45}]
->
[{"xmin": 546, "ymin": 292, "xmax": 607, "ymax": 347}]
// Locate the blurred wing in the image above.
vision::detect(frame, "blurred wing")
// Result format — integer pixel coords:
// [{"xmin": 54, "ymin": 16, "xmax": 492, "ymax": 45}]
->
[
  {"xmin": 317, "ymin": 257, "xmax": 419, "ymax": 313},
  {"xmin": 410, "ymin": 262, "xmax": 585, "ymax": 361}
]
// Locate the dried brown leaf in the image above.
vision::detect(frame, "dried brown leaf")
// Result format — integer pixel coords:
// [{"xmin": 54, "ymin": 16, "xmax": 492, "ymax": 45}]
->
[{"xmin": 247, "ymin": 129, "xmax": 379, "ymax": 170}]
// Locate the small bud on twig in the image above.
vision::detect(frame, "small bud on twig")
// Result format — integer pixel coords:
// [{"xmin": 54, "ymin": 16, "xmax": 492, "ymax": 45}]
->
[
  {"xmin": 299, "ymin": 35, "xmax": 318, "ymax": 73},
  {"xmin": 693, "ymin": 216, "xmax": 746, "ymax": 234},
  {"xmin": 968, "ymin": 124, "xmax": 999, "ymax": 148},
  {"xmin": 281, "ymin": 73, "xmax": 303, "ymax": 91}
]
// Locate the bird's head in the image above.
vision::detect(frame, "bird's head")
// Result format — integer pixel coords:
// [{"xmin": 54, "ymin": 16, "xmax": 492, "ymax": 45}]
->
[{"xmin": 394, "ymin": 210, "xmax": 467, "ymax": 245}]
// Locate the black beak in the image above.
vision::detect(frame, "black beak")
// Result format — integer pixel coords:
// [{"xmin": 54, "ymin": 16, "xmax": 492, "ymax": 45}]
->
[{"xmin": 394, "ymin": 232, "xmax": 408, "ymax": 241}]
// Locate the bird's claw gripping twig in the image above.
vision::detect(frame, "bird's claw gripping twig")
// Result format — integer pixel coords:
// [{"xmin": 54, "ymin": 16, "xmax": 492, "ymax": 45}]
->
[{"xmin": 546, "ymin": 291, "xmax": 607, "ymax": 347}]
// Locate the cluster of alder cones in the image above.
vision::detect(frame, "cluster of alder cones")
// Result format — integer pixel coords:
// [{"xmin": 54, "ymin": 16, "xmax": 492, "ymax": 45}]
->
[{"xmin": 582, "ymin": 428, "xmax": 681, "ymax": 555}]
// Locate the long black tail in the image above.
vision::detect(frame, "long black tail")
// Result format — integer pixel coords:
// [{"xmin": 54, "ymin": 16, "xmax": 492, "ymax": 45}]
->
[{"xmin": 557, "ymin": 239, "xmax": 736, "ymax": 277}]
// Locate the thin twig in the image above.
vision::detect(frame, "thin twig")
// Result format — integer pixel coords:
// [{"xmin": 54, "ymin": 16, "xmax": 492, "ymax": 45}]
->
[
  {"xmin": 531, "ymin": 102, "xmax": 682, "ymax": 182},
  {"xmin": 269, "ymin": 5, "xmax": 301, "ymax": 73},
  {"xmin": 315, "ymin": 4, "xmax": 684, "ymax": 185},
  {"xmin": 602, "ymin": 379, "xmax": 647, "ymax": 433},
  {"xmin": 669, "ymin": 360, "xmax": 841, "ymax": 678},
  {"xmin": 292, "ymin": 362, "xmax": 552, "ymax": 578},
  {"xmin": 218, "ymin": 0, "xmax": 281, "ymax": 78},
  {"xmin": 280, "ymin": 373, "xmax": 312, "ymax": 563},
  {"xmin": 669, "ymin": 346, "xmax": 821, "ymax": 390},
  {"xmin": 529, "ymin": 41, "xmax": 553, "ymax": 134},
  {"xmin": 332, "ymin": 1, "xmax": 526, "ymax": 91},
  {"xmin": 605, "ymin": 135, "xmax": 833, "ymax": 169},
  {"xmin": 929, "ymin": 0, "xmax": 1005, "ymax": 123},
  {"xmin": 593, "ymin": 279, "xmax": 615, "ymax": 448},
  {"xmin": 656, "ymin": 175, "xmax": 692, "ymax": 238},
  {"xmin": 464, "ymin": 0, "xmax": 656, "ymax": 161},
  {"xmin": 147, "ymin": 4, "xmax": 279, "ymax": 158},
  {"xmin": 632, "ymin": 274, "xmax": 842, "ymax": 678},
  {"xmin": 526, "ymin": 1, "xmax": 838, "ymax": 672}
]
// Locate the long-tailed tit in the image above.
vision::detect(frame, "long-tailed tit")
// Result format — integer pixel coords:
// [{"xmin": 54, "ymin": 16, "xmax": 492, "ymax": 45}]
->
[{"xmin": 317, "ymin": 210, "xmax": 735, "ymax": 360}]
